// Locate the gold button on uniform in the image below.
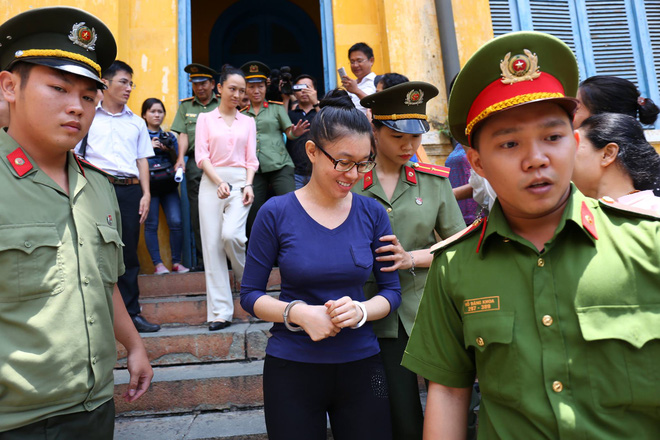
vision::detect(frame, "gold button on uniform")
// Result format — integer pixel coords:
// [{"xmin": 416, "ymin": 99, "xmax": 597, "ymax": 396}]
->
[
  {"xmin": 386, "ymin": 207, "xmax": 393, "ymax": 213},
  {"xmin": 542, "ymin": 315, "xmax": 553, "ymax": 326},
  {"xmin": 537, "ymin": 258, "xmax": 545, "ymax": 267},
  {"xmin": 552, "ymin": 381, "xmax": 563, "ymax": 392},
  {"xmin": 476, "ymin": 337, "xmax": 485, "ymax": 347}
]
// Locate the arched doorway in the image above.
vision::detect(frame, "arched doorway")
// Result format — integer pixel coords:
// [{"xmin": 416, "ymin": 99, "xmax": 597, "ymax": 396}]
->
[{"xmin": 208, "ymin": 0, "xmax": 325, "ymax": 95}]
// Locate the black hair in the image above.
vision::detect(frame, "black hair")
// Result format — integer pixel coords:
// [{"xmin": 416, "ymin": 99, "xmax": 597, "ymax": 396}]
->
[
  {"xmin": 378, "ymin": 72, "xmax": 409, "ymax": 90},
  {"xmin": 348, "ymin": 42, "xmax": 374, "ymax": 60},
  {"xmin": 580, "ymin": 113, "xmax": 660, "ymax": 194},
  {"xmin": 310, "ymin": 89, "xmax": 374, "ymax": 153},
  {"xmin": 8, "ymin": 61, "xmax": 34, "ymax": 89},
  {"xmin": 219, "ymin": 64, "xmax": 244, "ymax": 85},
  {"xmin": 141, "ymin": 97, "xmax": 165, "ymax": 119},
  {"xmin": 294, "ymin": 74, "xmax": 317, "ymax": 90},
  {"xmin": 102, "ymin": 60, "xmax": 133, "ymax": 80},
  {"xmin": 579, "ymin": 75, "xmax": 659, "ymax": 125}
]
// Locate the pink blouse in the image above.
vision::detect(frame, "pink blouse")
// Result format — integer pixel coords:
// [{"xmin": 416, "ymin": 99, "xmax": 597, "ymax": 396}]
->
[
  {"xmin": 195, "ymin": 109, "xmax": 259, "ymax": 171},
  {"xmin": 617, "ymin": 190, "xmax": 660, "ymax": 214}
]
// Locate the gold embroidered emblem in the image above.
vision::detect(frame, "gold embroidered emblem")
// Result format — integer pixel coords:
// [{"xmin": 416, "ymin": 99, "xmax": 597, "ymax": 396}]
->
[
  {"xmin": 500, "ymin": 49, "xmax": 540, "ymax": 85},
  {"xmin": 250, "ymin": 64, "xmax": 259, "ymax": 73},
  {"xmin": 404, "ymin": 89, "xmax": 424, "ymax": 106},
  {"xmin": 68, "ymin": 22, "xmax": 97, "ymax": 51},
  {"xmin": 463, "ymin": 296, "xmax": 500, "ymax": 314}
]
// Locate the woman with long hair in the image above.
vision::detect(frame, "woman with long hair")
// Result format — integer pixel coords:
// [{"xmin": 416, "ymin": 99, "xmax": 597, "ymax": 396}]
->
[
  {"xmin": 572, "ymin": 112, "xmax": 660, "ymax": 212},
  {"xmin": 196, "ymin": 65, "xmax": 258, "ymax": 331},
  {"xmin": 240, "ymin": 90, "xmax": 401, "ymax": 440}
]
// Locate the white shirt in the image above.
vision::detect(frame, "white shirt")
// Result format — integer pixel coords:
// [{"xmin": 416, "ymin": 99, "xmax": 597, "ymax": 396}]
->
[
  {"xmin": 349, "ymin": 72, "xmax": 377, "ymax": 115},
  {"xmin": 75, "ymin": 102, "xmax": 154, "ymax": 177}
]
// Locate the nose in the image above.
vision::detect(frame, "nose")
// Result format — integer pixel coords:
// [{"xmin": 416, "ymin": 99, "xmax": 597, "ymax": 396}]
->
[
  {"xmin": 346, "ymin": 164, "xmax": 360, "ymax": 181},
  {"xmin": 522, "ymin": 140, "xmax": 549, "ymax": 170},
  {"xmin": 66, "ymin": 96, "xmax": 85, "ymax": 116}
]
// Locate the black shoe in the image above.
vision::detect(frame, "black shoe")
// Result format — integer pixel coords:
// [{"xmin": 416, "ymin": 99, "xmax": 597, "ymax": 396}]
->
[
  {"xmin": 190, "ymin": 264, "xmax": 205, "ymax": 272},
  {"xmin": 132, "ymin": 315, "xmax": 161, "ymax": 333},
  {"xmin": 209, "ymin": 320, "xmax": 231, "ymax": 331}
]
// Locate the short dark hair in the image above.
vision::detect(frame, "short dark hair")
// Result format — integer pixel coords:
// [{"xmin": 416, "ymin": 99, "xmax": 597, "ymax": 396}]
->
[
  {"xmin": 8, "ymin": 61, "xmax": 34, "ymax": 89},
  {"xmin": 579, "ymin": 75, "xmax": 659, "ymax": 125},
  {"xmin": 294, "ymin": 74, "xmax": 317, "ymax": 90},
  {"xmin": 348, "ymin": 42, "xmax": 374, "ymax": 60},
  {"xmin": 102, "ymin": 60, "xmax": 133, "ymax": 80},
  {"xmin": 141, "ymin": 98, "xmax": 166, "ymax": 119},
  {"xmin": 310, "ymin": 89, "xmax": 374, "ymax": 153},
  {"xmin": 580, "ymin": 113, "xmax": 660, "ymax": 194},
  {"xmin": 377, "ymin": 72, "xmax": 408, "ymax": 90}
]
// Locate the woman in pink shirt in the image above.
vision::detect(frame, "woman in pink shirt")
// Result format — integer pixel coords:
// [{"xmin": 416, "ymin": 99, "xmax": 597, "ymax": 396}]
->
[{"xmin": 196, "ymin": 65, "xmax": 259, "ymax": 331}]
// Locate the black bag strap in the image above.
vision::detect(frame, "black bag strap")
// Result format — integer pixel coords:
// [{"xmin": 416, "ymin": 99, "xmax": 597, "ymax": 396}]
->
[{"xmin": 78, "ymin": 134, "xmax": 89, "ymax": 158}]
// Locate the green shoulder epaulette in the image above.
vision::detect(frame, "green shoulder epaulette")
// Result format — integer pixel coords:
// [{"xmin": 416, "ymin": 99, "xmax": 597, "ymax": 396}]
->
[
  {"xmin": 179, "ymin": 96, "xmax": 194, "ymax": 102},
  {"xmin": 430, "ymin": 217, "xmax": 486, "ymax": 255},
  {"xmin": 598, "ymin": 196, "xmax": 660, "ymax": 220},
  {"xmin": 75, "ymin": 155, "xmax": 114, "ymax": 179}
]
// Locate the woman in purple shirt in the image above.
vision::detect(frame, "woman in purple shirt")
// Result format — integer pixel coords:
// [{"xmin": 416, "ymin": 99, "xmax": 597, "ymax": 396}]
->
[{"xmin": 240, "ymin": 90, "xmax": 401, "ymax": 440}]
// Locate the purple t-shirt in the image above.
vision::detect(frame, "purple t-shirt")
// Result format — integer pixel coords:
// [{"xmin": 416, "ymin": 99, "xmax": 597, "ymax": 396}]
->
[{"xmin": 240, "ymin": 192, "xmax": 402, "ymax": 363}]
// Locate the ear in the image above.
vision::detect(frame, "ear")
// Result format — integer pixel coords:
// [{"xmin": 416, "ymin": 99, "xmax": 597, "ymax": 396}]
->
[
  {"xmin": 0, "ymin": 70, "xmax": 18, "ymax": 104},
  {"xmin": 601, "ymin": 142, "xmax": 619, "ymax": 167},
  {"xmin": 101, "ymin": 78, "xmax": 110, "ymax": 89},
  {"xmin": 216, "ymin": 83, "xmax": 222, "ymax": 95},
  {"xmin": 466, "ymin": 147, "xmax": 486, "ymax": 178},
  {"xmin": 305, "ymin": 140, "xmax": 318, "ymax": 164},
  {"xmin": 573, "ymin": 129, "xmax": 580, "ymax": 153}
]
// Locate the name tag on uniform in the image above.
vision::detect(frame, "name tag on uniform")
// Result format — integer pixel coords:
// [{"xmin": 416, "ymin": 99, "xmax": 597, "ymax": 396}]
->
[
  {"xmin": 186, "ymin": 113, "xmax": 197, "ymax": 118},
  {"xmin": 464, "ymin": 296, "xmax": 500, "ymax": 314}
]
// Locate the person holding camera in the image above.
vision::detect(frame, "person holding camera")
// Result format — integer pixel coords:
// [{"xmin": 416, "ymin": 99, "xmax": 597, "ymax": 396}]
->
[
  {"xmin": 196, "ymin": 65, "xmax": 258, "ymax": 331},
  {"xmin": 286, "ymin": 74, "xmax": 320, "ymax": 189},
  {"xmin": 340, "ymin": 42, "xmax": 377, "ymax": 115},
  {"xmin": 141, "ymin": 98, "xmax": 189, "ymax": 275},
  {"xmin": 240, "ymin": 61, "xmax": 310, "ymax": 236}
]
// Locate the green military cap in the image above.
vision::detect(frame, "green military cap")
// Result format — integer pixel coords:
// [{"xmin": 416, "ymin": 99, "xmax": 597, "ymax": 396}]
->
[
  {"xmin": 240, "ymin": 61, "xmax": 270, "ymax": 83},
  {"xmin": 0, "ymin": 6, "xmax": 116, "ymax": 89},
  {"xmin": 448, "ymin": 31, "xmax": 579, "ymax": 147},
  {"xmin": 184, "ymin": 63, "xmax": 218, "ymax": 83},
  {"xmin": 361, "ymin": 81, "xmax": 439, "ymax": 134}
]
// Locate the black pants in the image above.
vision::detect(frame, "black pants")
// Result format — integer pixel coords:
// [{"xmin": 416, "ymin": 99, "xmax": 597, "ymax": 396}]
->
[
  {"xmin": 114, "ymin": 184, "xmax": 143, "ymax": 316},
  {"xmin": 247, "ymin": 166, "xmax": 295, "ymax": 237},
  {"xmin": 0, "ymin": 400, "xmax": 114, "ymax": 440},
  {"xmin": 185, "ymin": 157, "xmax": 204, "ymax": 267},
  {"xmin": 378, "ymin": 320, "xmax": 424, "ymax": 440},
  {"xmin": 263, "ymin": 354, "xmax": 392, "ymax": 440}
]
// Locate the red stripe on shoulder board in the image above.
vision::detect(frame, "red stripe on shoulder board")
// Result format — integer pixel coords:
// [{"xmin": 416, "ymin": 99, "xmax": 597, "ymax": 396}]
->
[{"xmin": 414, "ymin": 163, "xmax": 450, "ymax": 177}]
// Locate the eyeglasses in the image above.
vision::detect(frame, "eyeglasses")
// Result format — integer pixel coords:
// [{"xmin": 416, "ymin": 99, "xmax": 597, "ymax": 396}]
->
[
  {"xmin": 316, "ymin": 144, "xmax": 376, "ymax": 173},
  {"xmin": 109, "ymin": 79, "xmax": 136, "ymax": 90},
  {"xmin": 349, "ymin": 58, "xmax": 368, "ymax": 66}
]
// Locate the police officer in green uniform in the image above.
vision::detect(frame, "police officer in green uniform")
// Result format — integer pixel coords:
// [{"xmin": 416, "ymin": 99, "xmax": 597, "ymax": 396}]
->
[
  {"xmin": 354, "ymin": 82, "xmax": 465, "ymax": 440},
  {"xmin": 0, "ymin": 7, "xmax": 153, "ymax": 438},
  {"xmin": 239, "ymin": 61, "xmax": 310, "ymax": 235},
  {"xmin": 402, "ymin": 31, "xmax": 660, "ymax": 438},
  {"xmin": 172, "ymin": 63, "xmax": 220, "ymax": 270}
]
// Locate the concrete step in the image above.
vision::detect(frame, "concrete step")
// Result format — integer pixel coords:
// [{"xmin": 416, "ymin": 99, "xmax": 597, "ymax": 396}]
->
[
  {"xmin": 114, "ymin": 360, "xmax": 264, "ymax": 417},
  {"xmin": 116, "ymin": 323, "xmax": 271, "ymax": 368},
  {"xmin": 138, "ymin": 269, "xmax": 281, "ymax": 298},
  {"xmin": 140, "ymin": 293, "xmax": 278, "ymax": 326}
]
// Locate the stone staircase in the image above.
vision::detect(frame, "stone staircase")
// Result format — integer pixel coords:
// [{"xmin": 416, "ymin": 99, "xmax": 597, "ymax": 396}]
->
[{"xmin": 113, "ymin": 270, "xmax": 280, "ymax": 440}]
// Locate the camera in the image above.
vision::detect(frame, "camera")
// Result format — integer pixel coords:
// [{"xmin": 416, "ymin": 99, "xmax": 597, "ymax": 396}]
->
[
  {"xmin": 158, "ymin": 132, "xmax": 175, "ymax": 149},
  {"xmin": 267, "ymin": 66, "xmax": 294, "ymax": 100},
  {"xmin": 292, "ymin": 84, "xmax": 308, "ymax": 91}
]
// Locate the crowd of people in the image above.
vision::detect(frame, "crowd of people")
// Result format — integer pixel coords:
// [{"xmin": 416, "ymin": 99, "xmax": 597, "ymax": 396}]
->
[{"xmin": 0, "ymin": 5, "xmax": 659, "ymax": 440}]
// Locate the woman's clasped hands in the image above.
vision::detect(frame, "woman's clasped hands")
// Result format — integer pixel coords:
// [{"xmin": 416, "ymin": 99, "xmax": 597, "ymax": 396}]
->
[{"xmin": 287, "ymin": 296, "xmax": 365, "ymax": 342}]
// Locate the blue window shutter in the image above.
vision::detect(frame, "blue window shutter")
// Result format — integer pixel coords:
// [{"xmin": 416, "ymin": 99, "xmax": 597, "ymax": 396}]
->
[
  {"xmin": 640, "ymin": 0, "xmax": 660, "ymax": 128},
  {"xmin": 490, "ymin": 0, "xmax": 518, "ymax": 36}
]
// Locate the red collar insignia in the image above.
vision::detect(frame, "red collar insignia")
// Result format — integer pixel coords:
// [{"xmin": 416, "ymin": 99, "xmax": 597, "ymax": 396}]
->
[
  {"xmin": 405, "ymin": 166, "xmax": 417, "ymax": 184},
  {"xmin": 363, "ymin": 170, "xmax": 374, "ymax": 190},
  {"xmin": 581, "ymin": 201, "xmax": 598, "ymax": 240},
  {"xmin": 7, "ymin": 148, "xmax": 33, "ymax": 177}
]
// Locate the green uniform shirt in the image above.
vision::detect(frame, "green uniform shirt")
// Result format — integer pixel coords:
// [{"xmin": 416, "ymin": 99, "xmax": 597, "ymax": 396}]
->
[
  {"xmin": 0, "ymin": 131, "xmax": 124, "ymax": 431},
  {"xmin": 353, "ymin": 163, "xmax": 465, "ymax": 338},
  {"xmin": 171, "ymin": 94, "xmax": 220, "ymax": 155},
  {"xmin": 241, "ymin": 101, "xmax": 294, "ymax": 173},
  {"xmin": 403, "ymin": 186, "xmax": 660, "ymax": 438}
]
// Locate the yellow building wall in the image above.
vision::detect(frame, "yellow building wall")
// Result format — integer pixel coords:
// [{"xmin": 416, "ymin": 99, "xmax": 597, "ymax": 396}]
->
[{"xmin": 0, "ymin": 0, "xmax": 180, "ymax": 130}]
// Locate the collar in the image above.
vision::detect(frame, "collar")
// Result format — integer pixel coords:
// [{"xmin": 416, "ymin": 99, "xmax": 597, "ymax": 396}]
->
[
  {"xmin": 97, "ymin": 101, "xmax": 132, "ymax": 116},
  {"xmin": 194, "ymin": 94, "xmax": 219, "ymax": 107},
  {"xmin": 477, "ymin": 185, "xmax": 598, "ymax": 258},
  {"xmin": 358, "ymin": 72, "xmax": 377, "ymax": 85}
]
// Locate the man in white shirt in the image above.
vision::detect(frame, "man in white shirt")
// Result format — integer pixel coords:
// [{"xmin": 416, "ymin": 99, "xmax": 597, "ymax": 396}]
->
[
  {"xmin": 75, "ymin": 60, "xmax": 159, "ymax": 332},
  {"xmin": 340, "ymin": 42, "xmax": 377, "ymax": 114}
]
